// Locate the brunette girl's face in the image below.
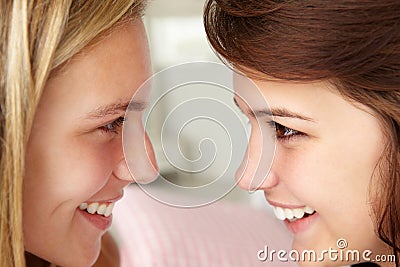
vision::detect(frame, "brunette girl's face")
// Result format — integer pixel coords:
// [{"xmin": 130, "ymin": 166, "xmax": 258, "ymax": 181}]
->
[
  {"xmin": 23, "ymin": 19, "xmax": 158, "ymax": 267},
  {"xmin": 234, "ymin": 78, "xmax": 389, "ymax": 266}
]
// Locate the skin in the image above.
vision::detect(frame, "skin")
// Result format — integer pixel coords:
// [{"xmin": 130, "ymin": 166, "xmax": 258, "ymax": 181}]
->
[
  {"xmin": 234, "ymin": 78, "xmax": 392, "ymax": 266},
  {"xmin": 23, "ymin": 19, "xmax": 158, "ymax": 267}
]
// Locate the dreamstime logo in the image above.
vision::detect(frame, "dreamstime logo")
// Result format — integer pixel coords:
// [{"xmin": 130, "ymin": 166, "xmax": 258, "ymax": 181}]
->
[
  {"xmin": 257, "ymin": 238, "xmax": 396, "ymax": 264},
  {"xmin": 122, "ymin": 62, "xmax": 276, "ymax": 207},
  {"xmin": 336, "ymin": 238, "xmax": 348, "ymax": 249}
]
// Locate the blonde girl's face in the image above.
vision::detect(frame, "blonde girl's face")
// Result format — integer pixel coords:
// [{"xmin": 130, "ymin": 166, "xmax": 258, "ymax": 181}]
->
[
  {"xmin": 234, "ymin": 79, "xmax": 389, "ymax": 266},
  {"xmin": 23, "ymin": 20, "xmax": 158, "ymax": 267}
]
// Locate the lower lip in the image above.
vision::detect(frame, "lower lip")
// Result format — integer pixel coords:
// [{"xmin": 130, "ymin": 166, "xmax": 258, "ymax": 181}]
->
[
  {"xmin": 284, "ymin": 212, "xmax": 318, "ymax": 234},
  {"xmin": 77, "ymin": 208, "xmax": 113, "ymax": 231}
]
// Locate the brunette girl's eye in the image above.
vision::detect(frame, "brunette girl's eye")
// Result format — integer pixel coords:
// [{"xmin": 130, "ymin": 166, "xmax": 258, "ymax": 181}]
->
[
  {"xmin": 268, "ymin": 121, "xmax": 304, "ymax": 141},
  {"xmin": 99, "ymin": 117, "xmax": 125, "ymax": 134}
]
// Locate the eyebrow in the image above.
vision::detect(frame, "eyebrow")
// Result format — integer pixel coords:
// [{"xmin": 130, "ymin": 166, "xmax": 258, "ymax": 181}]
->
[
  {"xmin": 233, "ymin": 97, "xmax": 315, "ymax": 122},
  {"xmin": 84, "ymin": 100, "xmax": 147, "ymax": 119}
]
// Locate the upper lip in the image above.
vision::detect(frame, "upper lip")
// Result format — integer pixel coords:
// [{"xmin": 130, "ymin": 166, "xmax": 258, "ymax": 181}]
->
[
  {"xmin": 266, "ymin": 199, "xmax": 307, "ymax": 209},
  {"xmin": 84, "ymin": 192, "xmax": 124, "ymax": 204}
]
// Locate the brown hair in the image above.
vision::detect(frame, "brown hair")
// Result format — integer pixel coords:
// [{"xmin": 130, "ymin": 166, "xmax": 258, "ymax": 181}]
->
[{"xmin": 204, "ymin": 0, "xmax": 400, "ymax": 265}]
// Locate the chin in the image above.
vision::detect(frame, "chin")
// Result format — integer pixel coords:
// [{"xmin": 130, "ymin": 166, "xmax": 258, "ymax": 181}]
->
[
  {"xmin": 52, "ymin": 252, "xmax": 100, "ymax": 267},
  {"xmin": 49, "ymin": 239, "xmax": 102, "ymax": 267}
]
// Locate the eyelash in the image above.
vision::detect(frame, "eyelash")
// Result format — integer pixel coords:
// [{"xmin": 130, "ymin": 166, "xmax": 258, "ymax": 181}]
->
[
  {"xmin": 99, "ymin": 117, "xmax": 125, "ymax": 134},
  {"xmin": 268, "ymin": 121, "xmax": 304, "ymax": 141}
]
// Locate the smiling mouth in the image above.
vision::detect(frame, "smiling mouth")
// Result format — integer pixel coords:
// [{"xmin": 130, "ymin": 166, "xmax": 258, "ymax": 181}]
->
[
  {"xmin": 78, "ymin": 202, "xmax": 115, "ymax": 217},
  {"xmin": 272, "ymin": 205, "xmax": 316, "ymax": 222}
]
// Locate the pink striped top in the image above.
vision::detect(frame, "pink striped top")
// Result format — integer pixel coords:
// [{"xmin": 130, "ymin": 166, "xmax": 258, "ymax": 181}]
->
[{"xmin": 113, "ymin": 185, "xmax": 296, "ymax": 267}]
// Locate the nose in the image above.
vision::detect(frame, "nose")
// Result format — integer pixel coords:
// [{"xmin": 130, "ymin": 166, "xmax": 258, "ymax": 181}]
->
[
  {"xmin": 235, "ymin": 122, "xmax": 277, "ymax": 192},
  {"xmin": 114, "ymin": 128, "xmax": 159, "ymax": 184}
]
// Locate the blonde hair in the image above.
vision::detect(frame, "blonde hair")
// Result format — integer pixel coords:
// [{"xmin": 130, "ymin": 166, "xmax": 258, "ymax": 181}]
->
[{"xmin": 0, "ymin": 0, "xmax": 146, "ymax": 266}]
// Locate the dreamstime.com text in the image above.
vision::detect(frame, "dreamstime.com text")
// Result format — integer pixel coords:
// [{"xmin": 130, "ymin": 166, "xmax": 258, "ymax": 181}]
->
[{"xmin": 257, "ymin": 238, "xmax": 396, "ymax": 264}]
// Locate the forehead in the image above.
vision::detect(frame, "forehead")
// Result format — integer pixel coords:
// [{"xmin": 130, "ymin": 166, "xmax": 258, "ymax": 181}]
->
[
  {"xmin": 233, "ymin": 75, "xmax": 336, "ymax": 117},
  {"xmin": 39, "ymin": 20, "xmax": 151, "ymax": 120},
  {"xmin": 64, "ymin": 19, "xmax": 150, "ymax": 92}
]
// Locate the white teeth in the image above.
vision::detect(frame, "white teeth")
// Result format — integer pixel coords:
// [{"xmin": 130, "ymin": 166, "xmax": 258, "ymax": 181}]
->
[
  {"xmin": 304, "ymin": 206, "xmax": 315, "ymax": 214},
  {"xmin": 104, "ymin": 203, "xmax": 114, "ymax": 217},
  {"xmin": 87, "ymin": 203, "xmax": 99, "ymax": 214},
  {"xmin": 284, "ymin": 209, "xmax": 294, "ymax": 220},
  {"xmin": 97, "ymin": 204, "xmax": 107, "ymax": 215},
  {"xmin": 273, "ymin": 207, "xmax": 286, "ymax": 221},
  {"xmin": 79, "ymin": 202, "xmax": 115, "ymax": 217},
  {"xmin": 293, "ymin": 208, "xmax": 305, "ymax": 219},
  {"xmin": 79, "ymin": 203, "xmax": 88, "ymax": 210},
  {"xmin": 272, "ymin": 205, "xmax": 315, "ymax": 221}
]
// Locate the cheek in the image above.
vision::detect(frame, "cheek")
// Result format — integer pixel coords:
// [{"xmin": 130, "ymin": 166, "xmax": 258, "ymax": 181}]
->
[
  {"xmin": 23, "ymin": 134, "xmax": 119, "ymax": 261},
  {"xmin": 63, "ymin": 138, "xmax": 125, "ymax": 201},
  {"xmin": 278, "ymin": 137, "xmax": 381, "ymax": 210},
  {"xmin": 24, "ymin": 134, "xmax": 119, "ymax": 215},
  {"xmin": 283, "ymin": 148, "xmax": 371, "ymax": 219},
  {"xmin": 279, "ymin": 139, "xmax": 383, "ymax": 251}
]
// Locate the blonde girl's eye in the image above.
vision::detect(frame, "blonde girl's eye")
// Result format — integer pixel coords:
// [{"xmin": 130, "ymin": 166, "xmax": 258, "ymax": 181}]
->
[{"xmin": 99, "ymin": 117, "xmax": 125, "ymax": 135}]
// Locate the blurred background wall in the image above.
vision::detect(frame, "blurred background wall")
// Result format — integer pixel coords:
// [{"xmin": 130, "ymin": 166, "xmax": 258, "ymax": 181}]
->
[{"xmin": 142, "ymin": 0, "xmax": 269, "ymax": 210}]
